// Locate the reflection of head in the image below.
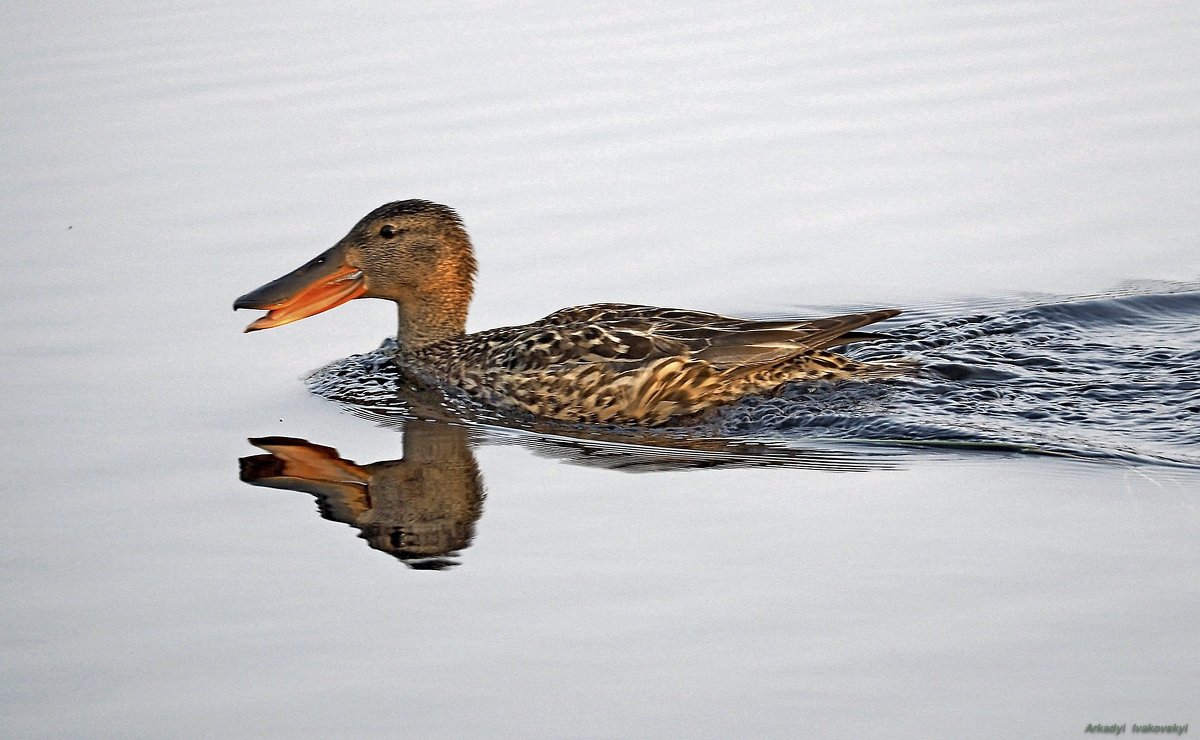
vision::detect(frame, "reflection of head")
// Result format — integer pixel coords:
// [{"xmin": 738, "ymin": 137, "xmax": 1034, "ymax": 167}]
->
[{"xmin": 239, "ymin": 421, "xmax": 484, "ymax": 570}]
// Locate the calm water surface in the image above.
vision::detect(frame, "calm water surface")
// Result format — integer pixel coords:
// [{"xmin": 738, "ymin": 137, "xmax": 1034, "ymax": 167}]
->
[{"xmin": 2, "ymin": 1, "xmax": 1199, "ymax": 738}]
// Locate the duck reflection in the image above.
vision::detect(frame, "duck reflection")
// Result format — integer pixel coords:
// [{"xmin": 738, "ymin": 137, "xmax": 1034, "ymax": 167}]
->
[
  {"xmin": 242, "ymin": 368, "xmax": 903, "ymax": 569},
  {"xmin": 240, "ymin": 420, "xmax": 483, "ymax": 570}
]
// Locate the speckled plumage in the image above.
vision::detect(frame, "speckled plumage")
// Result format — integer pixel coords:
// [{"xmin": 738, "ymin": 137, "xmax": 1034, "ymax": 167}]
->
[
  {"xmin": 237, "ymin": 200, "xmax": 906, "ymax": 426},
  {"xmin": 405, "ymin": 303, "xmax": 902, "ymax": 425}
]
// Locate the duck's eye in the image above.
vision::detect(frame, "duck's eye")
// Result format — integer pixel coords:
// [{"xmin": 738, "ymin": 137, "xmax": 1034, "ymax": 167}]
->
[{"xmin": 379, "ymin": 225, "xmax": 398, "ymax": 239}]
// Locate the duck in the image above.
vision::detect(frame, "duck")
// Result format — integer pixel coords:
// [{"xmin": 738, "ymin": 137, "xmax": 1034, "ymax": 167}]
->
[{"xmin": 235, "ymin": 200, "xmax": 906, "ymax": 425}]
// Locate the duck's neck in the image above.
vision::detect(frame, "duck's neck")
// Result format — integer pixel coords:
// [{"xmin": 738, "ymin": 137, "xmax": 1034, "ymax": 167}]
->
[
  {"xmin": 395, "ymin": 241, "xmax": 476, "ymax": 352},
  {"xmin": 396, "ymin": 293, "xmax": 468, "ymax": 350}
]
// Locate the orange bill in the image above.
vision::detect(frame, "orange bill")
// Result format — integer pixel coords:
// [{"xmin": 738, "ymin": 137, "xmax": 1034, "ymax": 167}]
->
[
  {"xmin": 244, "ymin": 437, "xmax": 372, "ymax": 484},
  {"xmin": 240, "ymin": 437, "xmax": 372, "ymax": 517},
  {"xmin": 234, "ymin": 247, "xmax": 366, "ymax": 332}
]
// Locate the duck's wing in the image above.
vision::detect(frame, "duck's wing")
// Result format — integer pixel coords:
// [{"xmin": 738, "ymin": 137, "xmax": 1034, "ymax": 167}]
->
[
  {"xmin": 484, "ymin": 304, "xmax": 900, "ymax": 371},
  {"xmin": 660, "ymin": 308, "xmax": 902, "ymax": 367}
]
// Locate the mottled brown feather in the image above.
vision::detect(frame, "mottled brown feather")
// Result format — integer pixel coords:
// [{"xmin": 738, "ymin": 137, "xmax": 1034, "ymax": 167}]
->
[{"xmin": 405, "ymin": 303, "xmax": 905, "ymax": 425}]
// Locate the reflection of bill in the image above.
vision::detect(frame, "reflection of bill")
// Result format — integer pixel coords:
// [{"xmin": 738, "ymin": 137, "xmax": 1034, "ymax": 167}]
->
[{"xmin": 239, "ymin": 420, "xmax": 484, "ymax": 570}]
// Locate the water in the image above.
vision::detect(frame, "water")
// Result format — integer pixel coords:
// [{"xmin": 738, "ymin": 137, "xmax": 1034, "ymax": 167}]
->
[{"xmin": 3, "ymin": 1, "xmax": 1199, "ymax": 737}]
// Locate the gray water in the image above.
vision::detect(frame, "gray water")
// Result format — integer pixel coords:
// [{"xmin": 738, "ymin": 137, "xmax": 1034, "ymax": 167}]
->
[{"xmin": 3, "ymin": 2, "xmax": 1199, "ymax": 738}]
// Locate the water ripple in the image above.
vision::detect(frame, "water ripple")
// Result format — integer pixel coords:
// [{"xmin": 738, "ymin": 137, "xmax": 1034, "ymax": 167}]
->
[{"xmin": 721, "ymin": 282, "xmax": 1200, "ymax": 467}]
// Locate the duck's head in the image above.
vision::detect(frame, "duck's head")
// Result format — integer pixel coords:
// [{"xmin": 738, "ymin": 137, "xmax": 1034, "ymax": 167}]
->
[{"xmin": 235, "ymin": 200, "xmax": 476, "ymax": 343}]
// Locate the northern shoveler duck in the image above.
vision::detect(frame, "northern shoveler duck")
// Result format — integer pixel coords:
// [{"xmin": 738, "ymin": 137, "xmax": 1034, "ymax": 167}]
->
[{"xmin": 235, "ymin": 200, "xmax": 905, "ymax": 425}]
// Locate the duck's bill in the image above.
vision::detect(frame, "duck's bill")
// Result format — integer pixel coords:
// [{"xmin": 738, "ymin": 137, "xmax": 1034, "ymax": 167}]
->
[
  {"xmin": 241, "ymin": 436, "xmax": 371, "ymax": 486},
  {"xmin": 234, "ymin": 249, "xmax": 366, "ymax": 332},
  {"xmin": 240, "ymin": 437, "xmax": 371, "ymax": 507}
]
